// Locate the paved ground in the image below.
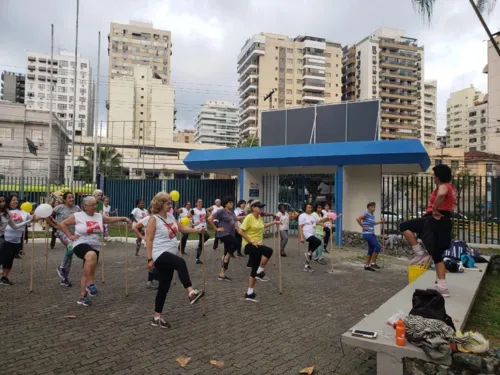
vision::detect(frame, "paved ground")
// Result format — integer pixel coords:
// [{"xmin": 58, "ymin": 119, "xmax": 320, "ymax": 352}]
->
[{"xmin": 1, "ymin": 236, "xmax": 409, "ymax": 375}]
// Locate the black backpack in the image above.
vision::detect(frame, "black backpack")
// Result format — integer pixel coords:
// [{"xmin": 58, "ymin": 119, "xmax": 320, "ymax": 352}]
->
[{"xmin": 410, "ymin": 289, "xmax": 455, "ymax": 331}]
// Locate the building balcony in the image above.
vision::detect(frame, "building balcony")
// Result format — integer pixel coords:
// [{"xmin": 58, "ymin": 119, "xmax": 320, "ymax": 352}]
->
[
  {"xmin": 380, "ymin": 71, "xmax": 419, "ymax": 82},
  {"xmin": 379, "ymin": 91, "xmax": 419, "ymax": 101},
  {"xmin": 303, "ymin": 49, "xmax": 325, "ymax": 59},
  {"xmin": 379, "ymin": 80, "xmax": 419, "ymax": 91},
  {"xmin": 28, "ymin": 56, "xmax": 36, "ymax": 62},
  {"xmin": 237, "ymin": 45, "xmax": 265, "ymax": 71},
  {"xmin": 303, "ymin": 70, "xmax": 326, "ymax": 80},
  {"xmin": 239, "ymin": 84, "xmax": 258, "ymax": 98},
  {"xmin": 381, "ymin": 122, "xmax": 420, "ymax": 131},
  {"xmin": 239, "ymin": 74, "xmax": 258, "ymax": 89},
  {"xmin": 303, "ymin": 58, "xmax": 325, "ymax": 69},
  {"xmin": 27, "ymin": 73, "xmax": 35, "ymax": 80},
  {"xmin": 38, "ymin": 57, "xmax": 47, "ymax": 63},
  {"xmin": 239, "ymin": 63, "xmax": 258, "ymax": 77},
  {"xmin": 380, "ymin": 60, "xmax": 419, "ymax": 71},
  {"xmin": 303, "ymin": 84, "xmax": 326, "ymax": 92},
  {"xmin": 38, "ymin": 75, "xmax": 46, "ymax": 81},
  {"xmin": 381, "ymin": 110, "xmax": 419, "ymax": 120},
  {"xmin": 240, "ymin": 125, "xmax": 257, "ymax": 137},
  {"xmin": 303, "ymin": 92, "xmax": 325, "ymax": 102},
  {"xmin": 379, "ymin": 40, "xmax": 419, "ymax": 52},
  {"xmin": 28, "ymin": 65, "xmax": 36, "ymax": 71},
  {"xmin": 380, "ymin": 131, "xmax": 419, "ymax": 140},
  {"xmin": 381, "ymin": 101, "xmax": 419, "ymax": 111},
  {"xmin": 240, "ymin": 94, "xmax": 257, "ymax": 106},
  {"xmin": 239, "ymin": 105, "xmax": 257, "ymax": 117},
  {"xmin": 380, "ymin": 50, "xmax": 419, "ymax": 62}
]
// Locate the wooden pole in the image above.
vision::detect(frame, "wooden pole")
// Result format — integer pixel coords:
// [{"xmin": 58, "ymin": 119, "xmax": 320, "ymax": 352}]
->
[
  {"xmin": 278, "ymin": 228, "xmax": 282, "ymax": 294},
  {"xmin": 44, "ymin": 224, "xmax": 49, "ymax": 277},
  {"xmin": 381, "ymin": 221, "xmax": 385, "ymax": 269},
  {"xmin": 125, "ymin": 223, "xmax": 129, "ymax": 296},
  {"xmin": 100, "ymin": 232, "xmax": 105, "ymax": 283},
  {"xmin": 29, "ymin": 224, "xmax": 35, "ymax": 292},
  {"xmin": 201, "ymin": 230, "xmax": 207, "ymax": 316},
  {"xmin": 273, "ymin": 222, "xmax": 277, "ymax": 266}
]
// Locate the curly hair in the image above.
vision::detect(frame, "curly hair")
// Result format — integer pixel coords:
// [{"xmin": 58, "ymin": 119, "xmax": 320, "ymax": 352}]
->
[{"xmin": 150, "ymin": 192, "xmax": 172, "ymax": 214}]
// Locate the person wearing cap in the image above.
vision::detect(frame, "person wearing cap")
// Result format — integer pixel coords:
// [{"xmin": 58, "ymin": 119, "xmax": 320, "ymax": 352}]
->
[
  {"xmin": 207, "ymin": 199, "xmax": 223, "ymax": 251},
  {"xmin": 208, "ymin": 196, "xmax": 240, "ymax": 281},
  {"xmin": 237, "ymin": 200, "xmax": 279, "ymax": 302}
]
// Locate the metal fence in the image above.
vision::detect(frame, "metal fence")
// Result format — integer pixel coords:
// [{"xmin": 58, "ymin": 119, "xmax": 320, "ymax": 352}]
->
[
  {"xmin": 382, "ymin": 175, "xmax": 500, "ymax": 245},
  {"xmin": 102, "ymin": 178, "xmax": 237, "ymax": 218}
]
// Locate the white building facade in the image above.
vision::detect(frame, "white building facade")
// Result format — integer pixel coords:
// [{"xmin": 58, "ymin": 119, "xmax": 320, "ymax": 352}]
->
[
  {"xmin": 423, "ymin": 80, "xmax": 437, "ymax": 147},
  {"xmin": 194, "ymin": 100, "xmax": 238, "ymax": 147},
  {"xmin": 25, "ymin": 51, "xmax": 92, "ymax": 137}
]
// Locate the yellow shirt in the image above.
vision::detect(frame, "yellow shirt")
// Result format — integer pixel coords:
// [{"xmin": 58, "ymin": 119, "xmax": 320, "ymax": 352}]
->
[{"xmin": 240, "ymin": 214, "xmax": 264, "ymax": 248}]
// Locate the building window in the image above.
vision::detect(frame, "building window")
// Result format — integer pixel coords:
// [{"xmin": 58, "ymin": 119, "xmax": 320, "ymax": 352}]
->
[
  {"xmin": 325, "ymin": 52, "xmax": 331, "ymax": 57},
  {"xmin": 287, "ymin": 48, "xmax": 293, "ymax": 53},
  {"xmin": 286, "ymin": 89, "xmax": 292, "ymax": 94},
  {"xmin": 286, "ymin": 69, "xmax": 293, "ymax": 74},
  {"xmin": 286, "ymin": 79, "xmax": 293, "ymax": 84},
  {"xmin": 296, "ymin": 89, "xmax": 302, "ymax": 94},
  {"xmin": 296, "ymin": 100, "xmax": 302, "ymax": 104},
  {"xmin": 141, "ymin": 96, "xmax": 144, "ymax": 99},
  {"xmin": 286, "ymin": 99, "xmax": 293, "ymax": 104},
  {"xmin": 286, "ymin": 58, "xmax": 293, "ymax": 64},
  {"xmin": 296, "ymin": 69, "xmax": 302, "ymax": 74}
]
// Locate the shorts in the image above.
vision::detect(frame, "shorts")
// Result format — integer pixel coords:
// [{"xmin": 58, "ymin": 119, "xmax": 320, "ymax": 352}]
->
[
  {"xmin": 400, "ymin": 214, "xmax": 452, "ymax": 264},
  {"xmin": 73, "ymin": 243, "xmax": 99, "ymax": 265}
]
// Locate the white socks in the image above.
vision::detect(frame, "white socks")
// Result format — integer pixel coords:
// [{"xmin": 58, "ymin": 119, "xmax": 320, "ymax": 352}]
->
[
  {"xmin": 188, "ymin": 290, "xmax": 195, "ymax": 297},
  {"xmin": 247, "ymin": 287, "xmax": 254, "ymax": 295},
  {"xmin": 437, "ymin": 279, "xmax": 447, "ymax": 289},
  {"xmin": 412, "ymin": 244, "xmax": 423, "ymax": 254},
  {"xmin": 257, "ymin": 267, "xmax": 265, "ymax": 274}
]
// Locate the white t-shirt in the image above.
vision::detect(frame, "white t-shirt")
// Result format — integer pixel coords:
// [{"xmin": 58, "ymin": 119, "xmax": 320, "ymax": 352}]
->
[
  {"xmin": 298, "ymin": 212, "xmax": 318, "ymax": 240},
  {"xmin": 211, "ymin": 205, "xmax": 223, "ymax": 222},
  {"xmin": 234, "ymin": 207, "xmax": 245, "ymax": 228},
  {"xmin": 276, "ymin": 211, "xmax": 290, "ymax": 231},
  {"xmin": 191, "ymin": 207, "xmax": 207, "ymax": 229},
  {"xmin": 178, "ymin": 207, "xmax": 189, "ymax": 219},
  {"xmin": 103, "ymin": 205, "xmax": 111, "ymax": 217},
  {"xmin": 72, "ymin": 212, "xmax": 103, "ymax": 250},
  {"xmin": 131, "ymin": 207, "xmax": 148, "ymax": 222},
  {"xmin": 139, "ymin": 216, "xmax": 150, "ymax": 235},
  {"xmin": 5, "ymin": 209, "xmax": 32, "ymax": 243},
  {"xmin": 322, "ymin": 210, "xmax": 332, "ymax": 228},
  {"xmin": 152, "ymin": 214, "xmax": 179, "ymax": 261}
]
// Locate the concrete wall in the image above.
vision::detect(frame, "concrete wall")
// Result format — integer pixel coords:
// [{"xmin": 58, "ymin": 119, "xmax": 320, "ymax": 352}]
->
[{"xmin": 342, "ymin": 165, "xmax": 382, "ymax": 234}]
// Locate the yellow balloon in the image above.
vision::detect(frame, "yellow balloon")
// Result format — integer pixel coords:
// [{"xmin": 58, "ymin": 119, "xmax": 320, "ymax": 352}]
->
[
  {"xmin": 21, "ymin": 202, "xmax": 33, "ymax": 213},
  {"xmin": 170, "ymin": 190, "xmax": 180, "ymax": 202},
  {"xmin": 180, "ymin": 217, "xmax": 190, "ymax": 226}
]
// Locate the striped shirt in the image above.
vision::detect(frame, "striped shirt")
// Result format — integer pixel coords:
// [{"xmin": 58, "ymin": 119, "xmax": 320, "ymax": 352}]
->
[{"xmin": 362, "ymin": 211, "xmax": 376, "ymax": 234}]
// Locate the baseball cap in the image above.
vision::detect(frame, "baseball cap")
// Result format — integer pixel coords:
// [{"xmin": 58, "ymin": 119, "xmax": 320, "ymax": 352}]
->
[{"xmin": 250, "ymin": 200, "xmax": 266, "ymax": 208}]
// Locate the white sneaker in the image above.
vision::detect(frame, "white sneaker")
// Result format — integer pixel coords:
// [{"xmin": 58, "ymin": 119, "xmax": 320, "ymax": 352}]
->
[{"xmin": 304, "ymin": 265, "xmax": 313, "ymax": 272}]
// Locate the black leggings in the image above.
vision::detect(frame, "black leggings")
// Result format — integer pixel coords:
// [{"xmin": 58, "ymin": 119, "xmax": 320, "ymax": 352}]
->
[
  {"xmin": 1, "ymin": 241, "xmax": 21, "ymax": 270},
  {"xmin": 323, "ymin": 227, "xmax": 331, "ymax": 248},
  {"xmin": 154, "ymin": 251, "xmax": 193, "ymax": 313},
  {"xmin": 234, "ymin": 232, "xmax": 243, "ymax": 254},
  {"xmin": 180, "ymin": 233, "xmax": 189, "ymax": 253},
  {"xmin": 196, "ymin": 232, "xmax": 210, "ymax": 260},
  {"xmin": 50, "ymin": 228, "xmax": 57, "ymax": 248},
  {"xmin": 306, "ymin": 236, "xmax": 322, "ymax": 252},
  {"xmin": 245, "ymin": 244, "xmax": 273, "ymax": 278}
]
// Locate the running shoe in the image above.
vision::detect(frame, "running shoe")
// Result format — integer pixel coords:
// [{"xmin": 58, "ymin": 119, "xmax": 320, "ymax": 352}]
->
[
  {"xmin": 195, "ymin": 259, "xmax": 203, "ymax": 265},
  {"xmin": 256, "ymin": 272, "xmax": 269, "ymax": 282},
  {"xmin": 77, "ymin": 296, "xmax": 92, "ymax": 306},
  {"xmin": 364, "ymin": 265, "xmax": 376, "ymax": 272},
  {"xmin": 0, "ymin": 277, "xmax": 13, "ymax": 286},
  {"xmin": 56, "ymin": 267, "xmax": 66, "ymax": 280},
  {"xmin": 371, "ymin": 263, "xmax": 381, "ymax": 270},
  {"xmin": 280, "ymin": 252, "xmax": 287, "ymax": 257},
  {"xmin": 304, "ymin": 265, "xmax": 313, "ymax": 272},
  {"xmin": 146, "ymin": 281, "xmax": 158, "ymax": 289},
  {"xmin": 86, "ymin": 283, "xmax": 98, "ymax": 297},
  {"xmin": 236, "ymin": 252, "xmax": 244, "ymax": 257},
  {"xmin": 60, "ymin": 279, "xmax": 72, "ymax": 287},
  {"xmin": 323, "ymin": 247, "xmax": 330, "ymax": 254},
  {"xmin": 246, "ymin": 262, "xmax": 252, "ymax": 268},
  {"xmin": 436, "ymin": 285, "xmax": 450, "ymax": 298},
  {"xmin": 188, "ymin": 289, "xmax": 205, "ymax": 305},
  {"xmin": 151, "ymin": 317, "xmax": 171, "ymax": 328},
  {"xmin": 217, "ymin": 275, "xmax": 232, "ymax": 281},
  {"xmin": 245, "ymin": 292, "xmax": 259, "ymax": 302},
  {"xmin": 304, "ymin": 252, "xmax": 312, "ymax": 264},
  {"xmin": 409, "ymin": 251, "xmax": 430, "ymax": 266}
]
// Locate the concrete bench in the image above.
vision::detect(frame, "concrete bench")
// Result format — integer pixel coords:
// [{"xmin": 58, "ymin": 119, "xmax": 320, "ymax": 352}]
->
[{"xmin": 341, "ymin": 257, "xmax": 490, "ymax": 375}]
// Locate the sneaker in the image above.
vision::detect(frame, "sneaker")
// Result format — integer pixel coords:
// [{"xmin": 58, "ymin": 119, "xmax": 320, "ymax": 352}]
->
[
  {"xmin": 246, "ymin": 263, "xmax": 252, "ymax": 268},
  {"xmin": 60, "ymin": 279, "xmax": 72, "ymax": 287},
  {"xmin": 436, "ymin": 286, "xmax": 450, "ymax": 298},
  {"xmin": 280, "ymin": 252, "xmax": 287, "ymax": 257},
  {"xmin": 256, "ymin": 272, "xmax": 269, "ymax": 282},
  {"xmin": 304, "ymin": 252, "xmax": 312, "ymax": 264},
  {"xmin": 195, "ymin": 259, "xmax": 203, "ymax": 265},
  {"xmin": 313, "ymin": 258, "xmax": 327, "ymax": 265},
  {"xmin": 217, "ymin": 275, "xmax": 232, "ymax": 281},
  {"xmin": 188, "ymin": 289, "xmax": 205, "ymax": 305},
  {"xmin": 245, "ymin": 292, "xmax": 259, "ymax": 302},
  {"xmin": 364, "ymin": 265, "xmax": 376, "ymax": 272},
  {"xmin": 181, "ymin": 251, "xmax": 187, "ymax": 255},
  {"xmin": 77, "ymin": 296, "xmax": 92, "ymax": 306},
  {"xmin": 146, "ymin": 281, "xmax": 158, "ymax": 289},
  {"xmin": 324, "ymin": 247, "xmax": 330, "ymax": 254},
  {"xmin": 151, "ymin": 317, "xmax": 171, "ymax": 328},
  {"xmin": 304, "ymin": 265, "xmax": 313, "ymax": 272},
  {"xmin": 236, "ymin": 252, "xmax": 244, "ymax": 258},
  {"xmin": 0, "ymin": 277, "xmax": 13, "ymax": 286},
  {"xmin": 56, "ymin": 267, "xmax": 66, "ymax": 280},
  {"xmin": 410, "ymin": 251, "xmax": 430, "ymax": 266},
  {"xmin": 371, "ymin": 263, "xmax": 381, "ymax": 270},
  {"xmin": 86, "ymin": 283, "xmax": 98, "ymax": 297}
]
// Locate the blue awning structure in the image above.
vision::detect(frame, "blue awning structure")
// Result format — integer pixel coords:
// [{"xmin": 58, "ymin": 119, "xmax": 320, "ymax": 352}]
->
[{"xmin": 184, "ymin": 139, "xmax": 430, "ymax": 172}]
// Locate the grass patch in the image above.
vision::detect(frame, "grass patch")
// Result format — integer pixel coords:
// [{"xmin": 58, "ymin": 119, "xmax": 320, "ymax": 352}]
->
[
  {"xmin": 465, "ymin": 266, "xmax": 500, "ymax": 347},
  {"xmin": 480, "ymin": 248, "xmax": 500, "ymax": 256}
]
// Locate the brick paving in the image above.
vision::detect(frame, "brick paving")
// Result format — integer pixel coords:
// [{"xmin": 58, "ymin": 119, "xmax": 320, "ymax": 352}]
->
[{"xmin": 1, "ymin": 237, "xmax": 407, "ymax": 374}]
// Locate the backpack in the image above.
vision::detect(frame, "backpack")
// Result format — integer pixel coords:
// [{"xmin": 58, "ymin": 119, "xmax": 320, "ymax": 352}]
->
[
  {"xmin": 410, "ymin": 289, "xmax": 455, "ymax": 331},
  {"xmin": 460, "ymin": 253, "xmax": 476, "ymax": 268},
  {"xmin": 443, "ymin": 240, "xmax": 467, "ymax": 260},
  {"xmin": 444, "ymin": 258, "xmax": 460, "ymax": 273}
]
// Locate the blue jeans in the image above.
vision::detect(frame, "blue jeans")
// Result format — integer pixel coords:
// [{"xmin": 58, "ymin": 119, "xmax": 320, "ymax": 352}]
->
[
  {"xmin": 362, "ymin": 233, "xmax": 381, "ymax": 256},
  {"xmin": 313, "ymin": 233, "xmax": 324, "ymax": 259}
]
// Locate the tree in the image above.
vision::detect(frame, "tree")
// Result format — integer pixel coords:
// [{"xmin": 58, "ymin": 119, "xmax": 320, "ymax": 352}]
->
[
  {"xmin": 453, "ymin": 168, "xmax": 476, "ymax": 211},
  {"xmin": 76, "ymin": 147, "xmax": 123, "ymax": 182},
  {"xmin": 238, "ymin": 137, "xmax": 259, "ymax": 147},
  {"xmin": 412, "ymin": 0, "xmax": 500, "ymax": 57}
]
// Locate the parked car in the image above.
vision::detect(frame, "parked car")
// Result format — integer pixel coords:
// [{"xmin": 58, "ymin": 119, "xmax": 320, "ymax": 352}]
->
[
  {"xmin": 450, "ymin": 212, "xmax": 469, "ymax": 229},
  {"xmin": 381, "ymin": 210, "xmax": 403, "ymax": 234}
]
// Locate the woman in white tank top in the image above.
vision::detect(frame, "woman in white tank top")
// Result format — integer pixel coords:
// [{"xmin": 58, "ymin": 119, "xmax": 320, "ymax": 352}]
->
[
  {"xmin": 60, "ymin": 196, "xmax": 130, "ymax": 307},
  {"xmin": 146, "ymin": 192, "xmax": 205, "ymax": 329}
]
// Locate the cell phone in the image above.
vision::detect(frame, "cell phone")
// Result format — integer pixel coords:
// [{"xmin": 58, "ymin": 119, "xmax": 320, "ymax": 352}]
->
[{"xmin": 351, "ymin": 329, "xmax": 377, "ymax": 339}]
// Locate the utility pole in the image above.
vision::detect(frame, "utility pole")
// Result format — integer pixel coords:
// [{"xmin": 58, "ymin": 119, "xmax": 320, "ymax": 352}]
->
[
  {"xmin": 92, "ymin": 31, "xmax": 101, "ymax": 185},
  {"xmin": 47, "ymin": 24, "xmax": 54, "ymax": 199},
  {"xmin": 69, "ymin": 0, "xmax": 79, "ymax": 190},
  {"xmin": 263, "ymin": 89, "xmax": 275, "ymax": 110},
  {"xmin": 469, "ymin": 0, "xmax": 500, "ymax": 58}
]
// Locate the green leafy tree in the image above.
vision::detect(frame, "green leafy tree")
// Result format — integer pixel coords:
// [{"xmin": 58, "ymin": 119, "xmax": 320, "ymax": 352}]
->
[
  {"xmin": 413, "ymin": 0, "xmax": 500, "ymax": 57},
  {"xmin": 238, "ymin": 137, "xmax": 259, "ymax": 147},
  {"xmin": 76, "ymin": 147, "xmax": 123, "ymax": 182}
]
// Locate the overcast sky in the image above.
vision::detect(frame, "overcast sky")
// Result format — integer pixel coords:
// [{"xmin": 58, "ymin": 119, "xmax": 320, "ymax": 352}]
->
[{"xmin": 1, "ymin": 0, "xmax": 498, "ymax": 133}]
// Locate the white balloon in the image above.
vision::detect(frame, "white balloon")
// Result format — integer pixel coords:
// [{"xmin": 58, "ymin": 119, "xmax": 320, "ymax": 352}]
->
[{"xmin": 34, "ymin": 203, "xmax": 53, "ymax": 219}]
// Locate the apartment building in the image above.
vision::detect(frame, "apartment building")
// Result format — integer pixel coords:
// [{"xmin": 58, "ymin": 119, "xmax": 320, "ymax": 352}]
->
[
  {"xmin": 25, "ymin": 51, "xmax": 92, "ymax": 136},
  {"xmin": 237, "ymin": 33, "xmax": 342, "ymax": 138},
  {"xmin": 446, "ymin": 86, "xmax": 486, "ymax": 149},
  {"xmin": 484, "ymin": 33, "xmax": 500, "ymax": 154},
  {"xmin": 467, "ymin": 99, "xmax": 489, "ymax": 152},
  {"xmin": 1, "ymin": 71, "xmax": 25, "ymax": 103},
  {"xmin": 436, "ymin": 133, "xmax": 447, "ymax": 148},
  {"xmin": 342, "ymin": 27, "xmax": 424, "ymax": 141},
  {"xmin": 425, "ymin": 146, "xmax": 464, "ymax": 173},
  {"xmin": 195, "ymin": 100, "xmax": 238, "ymax": 147},
  {"xmin": 108, "ymin": 20, "xmax": 172, "ymax": 82},
  {"xmin": 0, "ymin": 102, "xmax": 69, "ymax": 180},
  {"xmin": 175, "ymin": 130, "xmax": 195, "ymax": 144},
  {"xmin": 107, "ymin": 66, "xmax": 175, "ymax": 148},
  {"xmin": 422, "ymin": 80, "xmax": 437, "ymax": 147}
]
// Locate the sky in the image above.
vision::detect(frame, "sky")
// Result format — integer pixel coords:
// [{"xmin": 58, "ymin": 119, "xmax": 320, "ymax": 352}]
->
[{"xmin": 0, "ymin": 0, "xmax": 499, "ymax": 133}]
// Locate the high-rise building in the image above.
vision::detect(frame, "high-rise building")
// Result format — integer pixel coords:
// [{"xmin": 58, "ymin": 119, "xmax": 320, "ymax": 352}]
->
[
  {"xmin": 237, "ymin": 33, "xmax": 343, "ymax": 138},
  {"xmin": 195, "ymin": 100, "xmax": 238, "ymax": 147},
  {"xmin": 175, "ymin": 129, "xmax": 195, "ymax": 144},
  {"xmin": 1, "ymin": 71, "xmax": 25, "ymax": 103},
  {"xmin": 467, "ymin": 98, "xmax": 489, "ymax": 152},
  {"xmin": 342, "ymin": 27, "xmax": 424, "ymax": 141},
  {"xmin": 446, "ymin": 86, "xmax": 485, "ymax": 149},
  {"xmin": 25, "ymin": 51, "xmax": 92, "ymax": 136},
  {"xmin": 422, "ymin": 80, "xmax": 437, "ymax": 147},
  {"xmin": 107, "ymin": 66, "xmax": 175, "ymax": 147},
  {"xmin": 484, "ymin": 33, "xmax": 500, "ymax": 154},
  {"xmin": 108, "ymin": 20, "xmax": 172, "ymax": 82}
]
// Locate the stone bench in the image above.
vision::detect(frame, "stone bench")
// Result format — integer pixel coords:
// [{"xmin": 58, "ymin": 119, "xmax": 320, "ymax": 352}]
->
[{"xmin": 341, "ymin": 257, "xmax": 490, "ymax": 375}]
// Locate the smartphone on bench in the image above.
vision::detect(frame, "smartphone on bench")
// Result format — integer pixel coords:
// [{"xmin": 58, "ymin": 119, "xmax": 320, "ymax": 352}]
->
[{"xmin": 351, "ymin": 329, "xmax": 377, "ymax": 339}]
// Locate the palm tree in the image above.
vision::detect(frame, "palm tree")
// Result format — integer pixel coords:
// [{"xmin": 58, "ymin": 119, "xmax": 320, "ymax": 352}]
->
[
  {"xmin": 76, "ymin": 147, "xmax": 123, "ymax": 182},
  {"xmin": 412, "ymin": 0, "xmax": 500, "ymax": 57}
]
